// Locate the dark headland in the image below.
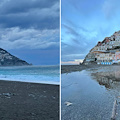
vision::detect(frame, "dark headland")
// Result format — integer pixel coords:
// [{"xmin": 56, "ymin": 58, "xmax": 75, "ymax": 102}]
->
[{"xmin": 0, "ymin": 48, "xmax": 30, "ymax": 66}]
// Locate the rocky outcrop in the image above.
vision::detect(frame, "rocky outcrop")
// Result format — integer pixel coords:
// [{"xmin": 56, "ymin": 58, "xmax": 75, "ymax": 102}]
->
[
  {"xmin": 0, "ymin": 48, "xmax": 30, "ymax": 66},
  {"xmin": 83, "ymin": 30, "xmax": 120, "ymax": 65}
]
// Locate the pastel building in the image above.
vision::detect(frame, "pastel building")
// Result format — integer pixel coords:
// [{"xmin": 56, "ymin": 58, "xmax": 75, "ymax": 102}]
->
[
  {"xmin": 113, "ymin": 51, "xmax": 120, "ymax": 64},
  {"xmin": 95, "ymin": 51, "xmax": 115, "ymax": 65},
  {"xmin": 95, "ymin": 51, "xmax": 120, "ymax": 65}
]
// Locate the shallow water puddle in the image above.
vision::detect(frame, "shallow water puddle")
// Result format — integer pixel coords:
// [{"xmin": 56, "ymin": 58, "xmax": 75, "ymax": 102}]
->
[{"xmin": 62, "ymin": 66, "xmax": 120, "ymax": 120}]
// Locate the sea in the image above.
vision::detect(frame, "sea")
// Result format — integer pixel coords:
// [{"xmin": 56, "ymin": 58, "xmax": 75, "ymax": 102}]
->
[{"xmin": 0, "ymin": 65, "xmax": 60, "ymax": 85}]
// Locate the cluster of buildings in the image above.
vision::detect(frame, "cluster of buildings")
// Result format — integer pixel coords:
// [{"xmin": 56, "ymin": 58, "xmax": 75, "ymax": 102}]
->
[{"xmin": 85, "ymin": 31, "xmax": 120, "ymax": 65}]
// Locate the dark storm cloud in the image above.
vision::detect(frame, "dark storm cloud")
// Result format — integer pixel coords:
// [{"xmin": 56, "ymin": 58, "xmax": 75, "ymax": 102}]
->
[
  {"xmin": 0, "ymin": 0, "xmax": 59, "ymax": 29},
  {"xmin": 0, "ymin": 0, "xmax": 59, "ymax": 65},
  {"xmin": 0, "ymin": 0, "xmax": 57, "ymax": 14},
  {"xmin": 0, "ymin": 0, "xmax": 60, "ymax": 50}
]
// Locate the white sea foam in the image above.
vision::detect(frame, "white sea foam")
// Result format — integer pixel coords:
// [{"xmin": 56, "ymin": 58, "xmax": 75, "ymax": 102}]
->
[{"xmin": 0, "ymin": 65, "xmax": 60, "ymax": 85}]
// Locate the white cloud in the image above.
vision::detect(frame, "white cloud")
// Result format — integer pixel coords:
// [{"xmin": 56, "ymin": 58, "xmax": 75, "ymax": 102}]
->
[
  {"xmin": 0, "ymin": 27, "xmax": 59, "ymax": 50},
  {"xmin": 61, "ymin": 59, "xmax": 83, "ymax": 65}
]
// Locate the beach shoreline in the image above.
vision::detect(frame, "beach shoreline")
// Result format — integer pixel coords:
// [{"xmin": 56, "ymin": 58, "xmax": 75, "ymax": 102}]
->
[
  {"xmin": 0, "ymin": 80, "xmax": 59, "ymax": 120},
  {"xmin": 0, "ymin": 78, "xmax": 60, "ymax": 85},
  {"xmin": 61, "ymin": 64, "xmax": 119, "ymax": 74}
]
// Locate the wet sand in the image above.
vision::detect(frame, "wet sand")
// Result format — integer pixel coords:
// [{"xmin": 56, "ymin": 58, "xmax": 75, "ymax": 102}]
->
[
  {"xmin": 61, "ymin": 64, "xmax": 119, "ymax": 74},
  {"xmin": 0, "ymin": 80, "xmax": 59, "ymax": 120},
  {"xmin": 61, "ymin": 64, "xmax": 101, "ymax": 74},
  {"xmin": 61, "ymin": 65, "xmax": 120, "ymax": 120}
]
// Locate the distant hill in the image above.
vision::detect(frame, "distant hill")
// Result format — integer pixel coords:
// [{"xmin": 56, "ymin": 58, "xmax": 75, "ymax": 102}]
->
[
  {"xmin": 0, "ymin": 48, "xmax": 30, "ymax": 66},
  {"xmin": 83, "ymin": 30, "xmax": 120, "ymax": 65}
]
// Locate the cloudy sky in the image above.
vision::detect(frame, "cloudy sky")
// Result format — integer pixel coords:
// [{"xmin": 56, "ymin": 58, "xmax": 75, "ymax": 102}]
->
[
  {"xmin": 61, "ymin": 0, "xmax": 120, "ymax": 64},
  {"xmin": 0, "ymin": 0, "xmax": 59, "ymax": 65}
]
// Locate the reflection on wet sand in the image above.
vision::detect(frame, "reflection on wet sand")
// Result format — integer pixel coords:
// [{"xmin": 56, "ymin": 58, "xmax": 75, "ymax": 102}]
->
[
  {"xmin": 90, "ymin": 66, "xmax": 120, "ymax": 120},
  {"xmin": 91, "ymin": 67, "xmax": 120, "ymax": 90}
]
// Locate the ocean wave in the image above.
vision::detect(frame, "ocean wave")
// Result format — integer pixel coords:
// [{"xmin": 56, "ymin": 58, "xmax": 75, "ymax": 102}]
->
[{"xmin": 0, "ymin": 65, "xmax": 60, "ymax": 85}]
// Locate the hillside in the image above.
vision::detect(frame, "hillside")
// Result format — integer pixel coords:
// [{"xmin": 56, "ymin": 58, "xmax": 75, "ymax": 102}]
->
[
  {"xmin": 0, "ymin": 48, "xmax": 30, "ymax": 66},
  {"xmin": 83, "ymin": 31, "xmax": 120, "ymax": 65}
]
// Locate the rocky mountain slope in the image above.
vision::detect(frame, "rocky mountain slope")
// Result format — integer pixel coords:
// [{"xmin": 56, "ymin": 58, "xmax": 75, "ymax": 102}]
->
[
  {"xmin": 83, "ymin": 30, "xmax": 120, "ymax": 65},
  {"xmin": 0, "ymin": 48, "xmax": 30, "ymax": 66}
]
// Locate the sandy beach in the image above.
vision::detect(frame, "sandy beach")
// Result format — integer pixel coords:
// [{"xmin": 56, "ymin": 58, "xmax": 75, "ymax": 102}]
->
[{"xmin": 0, "ymin": 80, "xmax": 59, "ymax": 120}]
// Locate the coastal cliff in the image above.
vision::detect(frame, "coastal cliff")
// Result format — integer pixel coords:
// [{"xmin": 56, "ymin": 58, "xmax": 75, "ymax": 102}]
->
[
  {"xmin": 83, "ymin": 30, "xmax": 120, "ymax": 65},
  {"xmin": 0, "ymin": 48, "xmax": 30, "ymax": 66}
]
